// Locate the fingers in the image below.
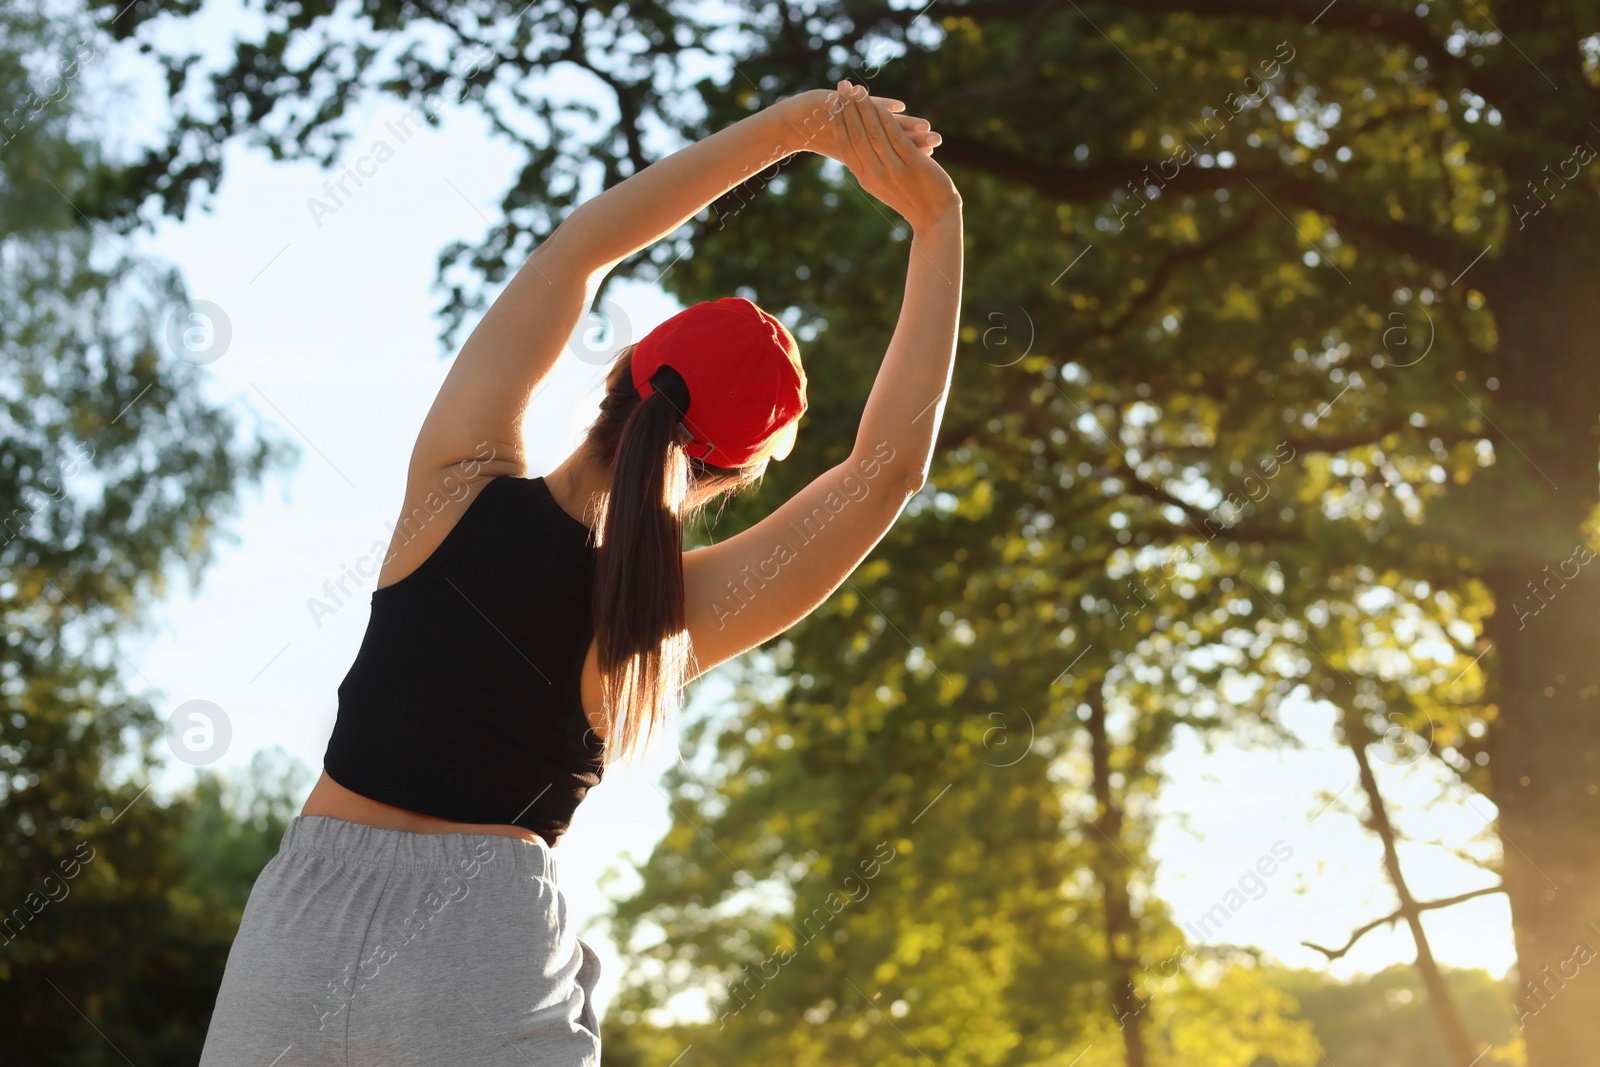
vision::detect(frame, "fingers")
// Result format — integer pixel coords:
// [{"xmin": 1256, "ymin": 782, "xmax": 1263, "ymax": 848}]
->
[
  {"xmin": 859, "ymin": 93, "xmax": 907, "ymax": 168},
  {"xmin": 897, "ymin": 122, "xmax": 940, "ymax": 154},
  {"xmin": 866, "ymin": 96, "xmax": 919, "ymax": 166},
  {"xmin": 899, "ymin": 111, "xmax": 941, "ymax": 154},
  {"xmin": 834, "ymin": 81, "xmax": 941, "ymax": 158},
  {"xmin": 836, "ymin": 81, "xmax": 876, "ymax": 166},
  {"xmin": 845, "ymin": 83, "xmax": 899, "ymax": 170},
  {"xmin": 894, "ymin": 114, "xmax": 941, "ymax": 155},
  {"xmin": 893, "ymin": 112, "xmax": 932, "ymax": 136}
]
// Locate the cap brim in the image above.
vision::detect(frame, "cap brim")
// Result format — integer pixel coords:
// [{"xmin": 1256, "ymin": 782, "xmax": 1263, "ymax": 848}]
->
[{"xmin": 769, "ymin": 419, "xmax": 799, "ymax": 462}]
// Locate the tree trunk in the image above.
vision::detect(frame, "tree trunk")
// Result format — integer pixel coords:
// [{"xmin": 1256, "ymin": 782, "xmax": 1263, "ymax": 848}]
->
[
  {"xmin": 1485, "ymin": 565, "xmax": 1600, "ymax": 1063},
  {"xmin": 1477, "ymin": 229, "xmax": 1600, "ymax": 1067},
  {"xmin": 1340, "ymin": 705, "xmax": 1477, "ymax": 1062},
  {"xmin": 1086, "ymin": 682, "xmax": 1149, "ymax": 1067}
]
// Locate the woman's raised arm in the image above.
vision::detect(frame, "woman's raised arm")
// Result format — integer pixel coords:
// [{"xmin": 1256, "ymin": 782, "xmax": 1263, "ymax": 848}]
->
[
  {"xmin": 408, "ymin": 88, "xmax": 935, "ymax": 479},
  {"xmin": 843, "ymin": 86, "xmax": 964, "ymax": 492},
  {"xmin": 680, "ymin": 87, "xmax": 963, "ymax": 678}
]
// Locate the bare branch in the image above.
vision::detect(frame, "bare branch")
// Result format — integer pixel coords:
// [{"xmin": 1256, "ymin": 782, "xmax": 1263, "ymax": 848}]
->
[{"xmin": 1301, "ymin": 884, "xmax": 1506, "ymax": 961}]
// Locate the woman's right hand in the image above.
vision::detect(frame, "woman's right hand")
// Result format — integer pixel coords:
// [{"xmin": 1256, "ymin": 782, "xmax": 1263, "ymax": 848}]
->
[{"xmin": 826, "ymin": 80, "xmax": 962, "ymax": 232}]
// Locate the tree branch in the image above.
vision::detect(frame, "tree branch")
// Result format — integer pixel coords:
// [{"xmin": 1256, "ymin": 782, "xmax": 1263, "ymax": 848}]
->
[
  {"xmin": 1063, "ymin": 207, "xmax": 1264, "ymax": 347},
  {"xmin": 1284, "ymin": 415, "xmax": 1411, "ymax": 455},
  {"xmin": 1301, "ymin": 884, "xmax": 1506, "ymax": 961},
  {"xmin": 1102, "ymin": 0, "xmax": 1460, "ymax": 74},
  {"xmin": 934, "ymin": 138, "xmax": 1485, "ymax": 274},
  {"xmin": 880, "ymin": 0, "xmax": 1458, "ymax": 75},
  {"xmin": 1256, "ymin": 173, "xmax": 1490, "ymax": 280},
  {"xmin": 1285, "ymin": 418, "xmax": 1499, "ymax": 455},
  {"xmin": 935, "ymin": 136, "xmax": 1248, "ymax": 201},
  {"xmin": 1108, "ymin": 452, "xmax": 1304, "ymax": 547},
  {"xmin": 921, "ymin": 0, "xmax": 1069, "ymax": 125}
]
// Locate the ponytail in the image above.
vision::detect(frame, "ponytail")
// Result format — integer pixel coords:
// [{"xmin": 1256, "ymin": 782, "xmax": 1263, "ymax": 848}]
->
[{"xmin": 584, "ymin": 348, "xmax": 763, "ymax": 764}]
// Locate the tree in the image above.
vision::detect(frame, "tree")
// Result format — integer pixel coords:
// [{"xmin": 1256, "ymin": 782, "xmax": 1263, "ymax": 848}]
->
[
  {"xmin": 123, "ymin": 2, "xmax": 1600, "ymax": 1062},
  {"xmin": 1, "ymin": 5, "xmax": 290, "ymax": 1060},
  {"xmin": 909, "ymin": 11, "xmax": 1600, "ymax": 1058},
  {"xmin": 1280, "ymin": 963, "xmax": 1521, "ymax": 1067}
]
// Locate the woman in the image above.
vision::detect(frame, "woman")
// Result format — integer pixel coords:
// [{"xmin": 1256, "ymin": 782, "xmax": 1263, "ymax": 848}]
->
[{"xmin": 201, "ymin": 79, "xmax": 962, "ymax": 1066}]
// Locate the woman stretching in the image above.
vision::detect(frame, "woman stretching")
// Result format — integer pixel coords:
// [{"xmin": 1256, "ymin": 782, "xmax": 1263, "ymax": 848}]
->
[{"xmin": 201, "ymin": 80, "xmax": 963, "ymax": 1066}]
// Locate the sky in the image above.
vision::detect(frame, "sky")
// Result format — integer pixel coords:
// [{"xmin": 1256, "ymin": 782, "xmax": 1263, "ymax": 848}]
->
[{"xmin": 87, "ymin": 0, "xmax": 1516, "ymax": 1021}]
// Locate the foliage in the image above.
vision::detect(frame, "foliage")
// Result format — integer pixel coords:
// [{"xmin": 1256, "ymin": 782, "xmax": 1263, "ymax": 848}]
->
[
  {"xmin": 85, "ymin": 0, "xmax": 1600, "ymax": 1063},
  {"xmin": 1, "ymin": 5, "xmax": 293, "ymax": 1060},
  {"xmin": 1281, "ymin": 964, "xmax": 1522, "ymax": 1067}
]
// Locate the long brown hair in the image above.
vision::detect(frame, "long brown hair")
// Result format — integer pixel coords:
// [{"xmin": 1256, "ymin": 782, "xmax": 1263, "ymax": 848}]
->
[{"xmin": 582, "ymin": 344, "xmax": 770, "ymax": 764}]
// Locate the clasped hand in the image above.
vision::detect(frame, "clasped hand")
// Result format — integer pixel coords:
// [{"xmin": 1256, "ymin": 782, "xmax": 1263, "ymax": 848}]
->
[{"xmin": 773, "ymin": 81, "xmax": 962, "ymax": 232}]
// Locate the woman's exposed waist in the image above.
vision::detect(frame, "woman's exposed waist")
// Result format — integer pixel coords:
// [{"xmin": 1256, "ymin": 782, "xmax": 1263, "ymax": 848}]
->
[{"xmin": 301, "ymin": 770, "xmax": 554, "ymax": 848}]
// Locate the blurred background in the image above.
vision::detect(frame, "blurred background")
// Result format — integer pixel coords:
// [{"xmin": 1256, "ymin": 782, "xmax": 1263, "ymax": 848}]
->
[{"xmin": 3, "ymin": 0, "xmax": 1597, "ymax": 1064}]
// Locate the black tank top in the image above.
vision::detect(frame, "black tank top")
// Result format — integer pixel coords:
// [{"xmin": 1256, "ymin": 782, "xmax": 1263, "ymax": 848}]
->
[{"xmin": 323, "ymin": 475, "xmax": 604, "ymax": 843}]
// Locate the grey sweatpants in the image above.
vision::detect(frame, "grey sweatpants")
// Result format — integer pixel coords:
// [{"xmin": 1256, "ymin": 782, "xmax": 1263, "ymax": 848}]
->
[{"xmin": 200, "ymin": 815, "xmax": 601, "ymax": 1066}]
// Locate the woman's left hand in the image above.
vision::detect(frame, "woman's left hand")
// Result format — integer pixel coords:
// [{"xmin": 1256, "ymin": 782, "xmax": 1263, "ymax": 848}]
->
[{"xmin": 772, "ymin": 87, "xmax": 942, "ymax": 160}]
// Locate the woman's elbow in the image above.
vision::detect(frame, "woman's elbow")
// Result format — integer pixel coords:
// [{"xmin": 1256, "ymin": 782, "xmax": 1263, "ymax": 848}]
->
[{"xmin": 892, "ymin": 466, "xmax": 927, "ymax": 498}]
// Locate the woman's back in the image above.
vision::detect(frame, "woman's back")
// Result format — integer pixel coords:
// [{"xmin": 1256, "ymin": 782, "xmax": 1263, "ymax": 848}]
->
[
  {"xmin": 323, "ymin": 475, "xmax": 605, "ymax": 844},
  {"xmin": 202, "ymin": 81, "xmax": 959, "ymax": 1067}
]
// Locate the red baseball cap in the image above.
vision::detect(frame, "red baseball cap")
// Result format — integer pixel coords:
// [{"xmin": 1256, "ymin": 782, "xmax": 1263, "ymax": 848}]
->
[{"xmin": 632, "ymin": 297, "xmax": 807, "ymax": 468}]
